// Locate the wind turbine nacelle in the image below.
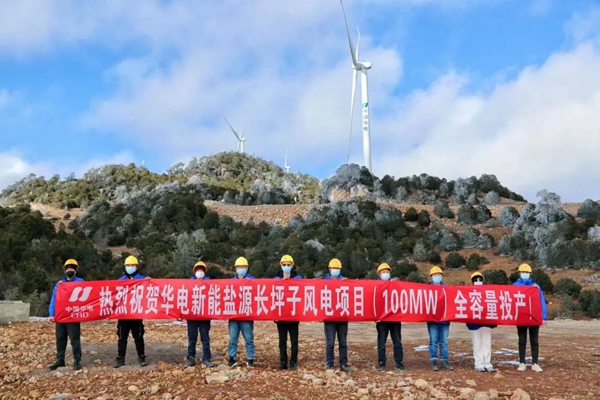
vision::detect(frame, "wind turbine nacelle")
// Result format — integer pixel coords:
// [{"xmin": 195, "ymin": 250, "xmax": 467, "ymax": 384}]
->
[{"xmin": 356, "ymin": 61, "xmax": 372, "ymax": 70}]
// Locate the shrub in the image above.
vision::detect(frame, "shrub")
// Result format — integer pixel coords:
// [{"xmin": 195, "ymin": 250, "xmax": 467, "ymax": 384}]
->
[
  {"xmin": 484, "ymin": 191, "xmax": 500, "ymax": 205},
  {"xmin": 405, "ymin": 271, "xmax": 428, "ymax": 283},
  {"xmin": 461, "ymin": 227, "xmax": 481, "ymax": 248},
  {"xmin": 483, "ymin": 269, "xmax": 510, "ymax": 284},
  {"xmin": 577, "ymin": 199, "xmax": 600, "ymax": 220},
  {"xmin": 434, "ymin": 201, "xmax": 455, "ymax": 219},
  {"xmin": 440, "ymin": 230, "xmax": 462, "ymax": 251},
  {"xmin": 445, "ymin": 252, "xmax": 466, "ymax": 269},
  {"xmin": 553, "ymin": 278, "xmax": 582, "ymax": 299},
  {"xmin": 466, "ymin": 253, "xmax": 489, "ymax": 271},
  {"xmin": 427, "ymin": 250, "xmax": 442, "ymax": 264},
  {"xmin": 413, "ymin": 241, "xmax": 428, "ymax": 261},
  {"xmin": 393, "ymin": 261, "xmax": 418, "ymax": 278},
  {"xmin": 417, "ymin": 210, "xmax": 431, "ymax": 227},
  {"xmin": 477, "ymin": 233, "xmax": 495, "ymax": 249},
  {"xmin": 555, "ymin": 294, "xmax": 577, "ymax": 319},
  {"xmin": 467, "ymin": 193, "xmax": 480, "ymax": 205},
  {"xmin": 509, "ymin": 271, "xmax": 520, "ymax": 283},
  {"xmin": 404, "ymin": 207, "xmax": 418, "ymax": 222},
  {"xmin": 531, "ymin": 269, "xmax": 554, "ymax": 293},
  {"xmin": 457, "ymin": 204, "xmax": 478, "ymax": 225},
  {"xmin": 579, "ymin": 289, "xmax": 600, "ymax": 318},
  {"xmin": 499, "ymin": 206, "xmax": 519, "ymax": 227}
]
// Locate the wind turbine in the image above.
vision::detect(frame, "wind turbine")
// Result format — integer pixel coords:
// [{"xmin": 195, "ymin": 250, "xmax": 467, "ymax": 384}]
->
[
  {"xmin": 221, "ymin": 114, "xmax": 246, "ymax": 153},
  {"xmin": 340, "ymin": 0, "xmax": 372, "ymax": 172},
  {"xmin": 284, "ymin": 148, "xmax": 291, "ymax": 173}
]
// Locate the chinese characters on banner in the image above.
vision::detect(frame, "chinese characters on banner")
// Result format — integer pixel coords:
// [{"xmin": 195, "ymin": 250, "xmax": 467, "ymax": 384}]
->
[{"xmin": 55, "ymin": 279, "xmax": 543, "ymax": 325}]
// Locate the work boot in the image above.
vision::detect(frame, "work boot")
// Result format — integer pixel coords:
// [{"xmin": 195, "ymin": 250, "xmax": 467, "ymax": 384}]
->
[
  {"xmin": 138, "ymin": 356, "xmax": 148, "ymax": 367},
  {"xmin": 228, "ymin": 357, "xmax": 237, "ymax": 367},
  {"xmin": 276, "ymin": 363, "xmax": 288, "ymax": 370},
  {"xmin": 430, "ymin": 359, "xmax": 439, "ymax": 371},
  {"xmin": 73, "ymin": 360, "xmax": 82, "ymax": 371},
  {"xmin": 378, "ymin": 362, "xmax": 386, "ymax": 371},
  {"xmin": 246, "ymin": 360, "xmax": 254, "ymax": 368},
  {"xmin": 395, "ymin": 363, "xmax": 406, "ymax": 371},
  {"xmin": 186, "ymin": 356, "xmax": 196, "ymax": 367},
  {"xmin": 531, "ymin": 363, "xmax": 543, "ymax": 373},
  {"xmin": 48, "ymin": 360, "xmax": 65, "ymax": 371},
  {"xmin": 203, "ymin": 360, "xmax": 214, "ymax": 367},
  {"xmin": 441, "ymin": 360, "xmax": 453, "ymax": 370},
  {"xmin": 517, "ymin": 363, "xmax": 526, "ymax": 372},
  {"xmin": 475, "ymin": 367, "xmax": 486, "ymax": 372},
  {"xmin": 326, "ymin": 364, "xmax": 334, "ymax": 370},
  {"xmin": 340, "ymin": 365, "xmax": 352, "ymax": 373},
  {"xmin": 114, "ymin": 357, "xmax": 125, "ymax": 368},
  {"xmin": 485, "ymin": 366, "xmax": 495, "ymax": 372},
  {"xmin": 290, "ymin": 362, "xmax": 298, "ymax": 371}
]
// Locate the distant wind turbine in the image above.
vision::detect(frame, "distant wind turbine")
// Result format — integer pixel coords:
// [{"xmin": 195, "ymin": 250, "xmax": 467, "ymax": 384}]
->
[
  {"xmin": 340, "ymin": 0, "xmax": 372, "ymax": 172},
  {"xmin": 284, "ymin": 148, "xmax": 291, "ymax": 173},
  {"xmin": 221, "ymin": 114, "xmax": 246, "ymax": 153}
]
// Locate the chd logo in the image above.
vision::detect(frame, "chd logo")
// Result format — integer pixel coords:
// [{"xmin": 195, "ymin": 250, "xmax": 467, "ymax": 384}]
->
[{"xmin": 68, "ymin": 287, "xmax": 93, "ymax": 302}]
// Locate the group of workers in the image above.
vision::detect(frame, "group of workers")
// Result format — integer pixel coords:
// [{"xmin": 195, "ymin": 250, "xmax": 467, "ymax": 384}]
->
[{"xmin": 47, "ymin": 256, "xmax": 548, "ymax": 373}]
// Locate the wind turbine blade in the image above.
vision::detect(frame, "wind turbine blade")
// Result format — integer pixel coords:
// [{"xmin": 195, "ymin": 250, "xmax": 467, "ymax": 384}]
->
[
  {"xmin": 240, "ymin": 125, "xmax": 247, "ymax": 139},
  {"xmin": 346, "ymin": 68, "xmax": 358, "ymax": 164},
  {"xmin": 339, "ymin": 0, "xmax": 358, "ymax": 67},
  {"xmin": 221, "ymin": 114, "xmax": 242, "ymax": 141},
  {"xmin": 356, "ymin": 28, "xmax": 360, "ymax": 61}
]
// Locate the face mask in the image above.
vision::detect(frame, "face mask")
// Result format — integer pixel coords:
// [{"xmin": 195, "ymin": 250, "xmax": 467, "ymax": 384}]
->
[
  {"xmin": 236, "ymin": 267, "xmax": 248, "ymax": 277},
  {"xmin": 473, "ymin": 281, "xmax": 483, "ymax": 286},
  {"xmin": 432, "ymin": 275, "xmax": 443, "ymax": 284},
  {"xmin": 125, "ymin": 266, "xmax": 137, "ymax": 275},
  {"xmin": 330, "ymin": 268, "xmax": 341, "ymax": 277},
  {"xmin": 281, "ymin": 265, "xmax": 292, "ymax": 274},
  {"xmin": 380, "ymin": 272, "xmax": 391, "ymax": 281},
  {"xmin": 65, "ymin": 270, "xmax": 76, "ymax": 279},
  {"xmin": 195, "ymin": 270, "xmax": 205, "ymax": 279},
  {"xmin": 520, "ymin": 273, "xmax": 530, "ymax": 280}
]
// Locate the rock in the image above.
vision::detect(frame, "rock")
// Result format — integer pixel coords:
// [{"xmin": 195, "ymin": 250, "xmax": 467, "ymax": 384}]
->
[
  {"xmin": 325, "ymin": 369, "xmax": 336, "ymax": 376},
  {"xmin": 414, "ymin": 378, "xmax": 429, "ymax": 390},
  {"xmin": 345, "ymin": 379, "xmax": 357, "ymax": 386},
  {"xmin": 466, "ymin": 379, "xmax": 477, "ymax": 387},
  {"xmin": 473, "ymin": 393, "xmax": 490, "ymax": 400},
  {"xmin": 150, "ymin": 385, "xmax": 160, "ymax": 394},
  {"xmin": 489, "ymin": 389, "xmax": 499, "ymax": 399},
  {"xmin": 312, "ymin": 378, "xmax": 324, "ymax": 386},
  {"xmin": 205, "ymin": 372, "xmax": 230, "ymax": 384},
  {"xmin": 217, "ymin": 364, "xmax": 228, "ymax": 371},
  {"xmin": 440, "ymin": 378, "xmax": 453, "ymax": 386},
  {"xmin": 185, "ymin": 366, "xmax": 195, "ymax": 373},
  {"xmin": 162, "ymin": 394, "xmax": 173, "ymax": 400},
  {"xmin": 402, "ymin": 392, "xmax": 414, "ymax": 400},
  {"xmin": 303, "ymin": 374, "xmax": 317, "ymax": 380},
  {"xmin": 460, "ymin": 388, "xmax": 476, "ymax": 397},
  {"xmin": 172, "ymin": 369, "xmax": 184, "ymax": 376},
  {"xmin": 128, "ymin": 385, "xmax": 139, "ymax": 393},
  {"xmin": 511, "ymin": 389, "xmax": 531, "ymax": 400},
  {"xmin": 50, "ymin": 395, "xmax": 73, "ymax": 400},
  {"xmin": 357, "ymin": 388, "xmax": 369, "ymax": 395},
  {"xmin": 29, "ymin": 391, "xmax": 41, "ymax": 399},
  {"xmin": 493, "ymin": 372, "xmax": 504, "ymax": 379},
  {"xmin": 429, "ymin": 388, "xmax": 447, "ymax": 399},
  {"xmin": 397, "ymin": 378, "xmax": 408, "ymax": 387}
]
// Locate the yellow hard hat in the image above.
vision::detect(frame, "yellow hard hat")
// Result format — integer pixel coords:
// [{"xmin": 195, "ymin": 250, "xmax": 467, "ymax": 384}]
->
[
  {"xmin": 124, "ymin": 255, "xmax": 139, "ymax": 266},
  {"xmin": 429, "ymin": 266, "xmax": 443, "ymax": 276},
  {"xmin": 518, "ymin": 263, "xmax": 532, "ymax": 273},
  {"xmin": 280, "ymin": 255, "xmax": 294, "ymax": 265},
  {"xmin": 377, "ymin": 263, "xmax": 391, "ymax": 273},
  {"xmin": 328, "ymin": 258, "xmax": 342, "ymax": 269},
  {"xmin": 235, "ymin": 257, "xmax": 249, "ymax": 267},
  {"xmin": 63, "ymin": 259, "xmax": 79, "ymax": 270},
  {"xmin": 470, "ymin": 271, "xmax": 484, "ymax": 281},
  {"xmin": 193, "ymin": 261, "xmax": 207, "ymax": 272}
]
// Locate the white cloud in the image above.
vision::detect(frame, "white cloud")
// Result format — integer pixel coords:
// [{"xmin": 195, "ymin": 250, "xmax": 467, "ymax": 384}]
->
[
  {"xmin": 0, "ymin": 152, "xmax": 43, "ymax": 190},
  {"xmin": 565, "ymin": 6, "xmax": 600, "ymax": 45}
]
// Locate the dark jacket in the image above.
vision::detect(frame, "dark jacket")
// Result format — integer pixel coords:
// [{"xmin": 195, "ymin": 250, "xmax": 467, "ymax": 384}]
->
[
  {"xmin": 324, "ymin": 273, "xmax": 344, "ymax": 280},
  {"xmin": 275, "ymin": 270, "xmax": 302, "ymax": 279},
  {"xmin": 118, "ymin": 272, "xmax": 146, "ymax": 280}
]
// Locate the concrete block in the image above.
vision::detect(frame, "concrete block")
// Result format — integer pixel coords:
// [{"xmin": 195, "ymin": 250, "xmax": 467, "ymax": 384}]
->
[{"xmin": 0, "ymin": 301, "xmax": 31, "ymax": 324}]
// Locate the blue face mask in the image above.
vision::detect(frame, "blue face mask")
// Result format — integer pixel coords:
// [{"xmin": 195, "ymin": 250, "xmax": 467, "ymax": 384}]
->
[
  {"xmin": 330, "ymin": 268, "xmax": 341, "ymax": 277},
  {"xmin": 236, "ymin": 267, "xmax": 248, "ymax": 277},
  {"xmin": 432, "ymin": 275, "xmax": 443, "ymax": 284},
  {"xmin": 125, "ymin": 266, "xmax": 137, "ymax": 275},
  {"xmin": 520, "ymin": 273, "xmax": 531, "ymax": 280},
  {"xmin": 380, "ymin": 272, "xmax": 391, "ymax": 281},
  {"xmin": 281, "ymin": 265, "xmax": 292, "ymax": 274}
]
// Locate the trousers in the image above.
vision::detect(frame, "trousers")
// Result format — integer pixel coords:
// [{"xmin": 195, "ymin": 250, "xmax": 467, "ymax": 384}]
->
[
  {"xmin": 187, "ymin": 320, "xmax": 211, "ymax": 361},
  {"xmin": 471, "ymin": 327, "xmax": 493, "ymax": 369},
  {"xmin": 517, "ymin": 325, "xmax": 540, "ymax": 364},
  {"xmin": 324, "ymin": 322, "xmax": 348, "ymax": 366},
  {"xmin": 55, "ymin": 322, "xmax": 82, "ymax": 362},
  {"xmin": 376, "ymin": 322, "xmax": 403, "ymax": 365},
  {"xmin": 277, "ymin": 321, "xmax": 299, "ymax": 365},
  {"xmin": 117, "ymin": 319, "xmax": 145, "ymax": 359}
]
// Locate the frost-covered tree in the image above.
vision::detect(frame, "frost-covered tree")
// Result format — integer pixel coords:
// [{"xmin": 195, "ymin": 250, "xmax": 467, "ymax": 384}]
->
[
  {"xmin": 434, "ymin": 200, "xmax": 455, "ymax": 219},
  {"xmin": 467, "ymin": 193, "xmax": 480, "ymax": 205},
  {"xmin": 499, "ymin": 206, "xmax": 519, "ymax": 227},
  {"xmin": 577, "ymin": 199, "xmax": 600, "ymax": 220},
  {"xmin": 461, "ymin": 227, "xmax": 481, "ymax": 248},
  {"xmin": 485, "ymin": 191, "xmax": 500, "ymax": 205}
]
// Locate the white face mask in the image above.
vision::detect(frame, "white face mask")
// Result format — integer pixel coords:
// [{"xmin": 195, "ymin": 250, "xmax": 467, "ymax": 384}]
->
[
  {"xmin": 473, "ymin": 281, "xmax": 484, "ymax": 286},
  {"xmin": 125, "ymin": 266, "xmax": 137, "ymax": 275},
  {"xmin": 195, "ymin": 270, "xmax": 205, "ymax": 279},
  {"xmin": 520, "ymin": 273, "xmax": 531, "ymax": 280},
  {"xmin": 380, "ymin": 272, "xmax": 391, "ymax": 281}
]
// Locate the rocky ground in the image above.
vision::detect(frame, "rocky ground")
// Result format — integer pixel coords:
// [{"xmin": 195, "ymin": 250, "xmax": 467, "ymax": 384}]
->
[{"xmin": 1, "ymin": 320, "xmax": 599, "ymax": 400}]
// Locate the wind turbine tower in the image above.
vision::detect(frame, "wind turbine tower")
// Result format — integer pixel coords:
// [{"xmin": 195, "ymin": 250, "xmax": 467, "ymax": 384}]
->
[
  {"xmin": 284, "ymin": 148, "xmax": 291, "ymax": 173},
  {"xmin": 340, "ymin": 0, "xmax": 372, "ymax": 172},
  {"xmin": 221, "ymin": 115, "xmax": 246, "ymax": 153}
]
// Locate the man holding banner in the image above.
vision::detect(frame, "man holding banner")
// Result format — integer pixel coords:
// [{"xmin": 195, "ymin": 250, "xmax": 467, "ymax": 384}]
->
[
  {"xmin": 375, "ymin": 263, "xmax": 405, "ymax": 371},
  {"xmin": 323, "ymin": 258, "xmax": 352, "ymax": 372}
]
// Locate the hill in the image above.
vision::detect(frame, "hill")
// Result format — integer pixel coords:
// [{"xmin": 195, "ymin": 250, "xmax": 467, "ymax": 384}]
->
[{"xmin": 1, "ymin": 153, "xmax": 600, "ymax": 320}]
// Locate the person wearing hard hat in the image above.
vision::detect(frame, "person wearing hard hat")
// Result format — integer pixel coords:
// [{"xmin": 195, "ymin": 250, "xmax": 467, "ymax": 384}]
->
[
  {"xmin": 186, "ymin": 261, "xmax": 213, "ymax": 367},
  {"xmin": 427, "ymin": 266, "xmax": 452, "ymax": 371},
  {"xmin": 48, "ymin": 259, "xmax": 85, "ymax": 371},
  {"xmin": 274, "ymin": 254, "xmax": 302, "ymax": 370},
  {"xmin": 227, "ymin": 256, "xmax": 256, "ymax": 368},
  {"xmin": 375, "ymin": 263, "xmax": 405, "ymax": 371},
  {"xmin": 323, "ymin": 258, "xmax": 351, "ymax": 372},
  {"xmin": 114, "ymin": 255, "xmax": 149, "ymax": 368},
  {"xmin": 466, "ymin": 272, "xmax": 497, "ymax": 372},
  {"xmin": 513, "ymin": 263, "xmax": 547, "ymax": 373}
]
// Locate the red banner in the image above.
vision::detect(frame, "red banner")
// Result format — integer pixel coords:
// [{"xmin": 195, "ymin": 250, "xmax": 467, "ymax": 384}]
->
[{"xmin": 55, "ymin": 279, "xmax": 543, "ymax": 325}]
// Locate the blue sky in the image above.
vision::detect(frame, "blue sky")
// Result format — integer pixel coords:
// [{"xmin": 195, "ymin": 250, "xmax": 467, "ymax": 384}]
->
[{"xmin": 1, "ymin": 0, "xmax": 600, "ymax": 201}]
